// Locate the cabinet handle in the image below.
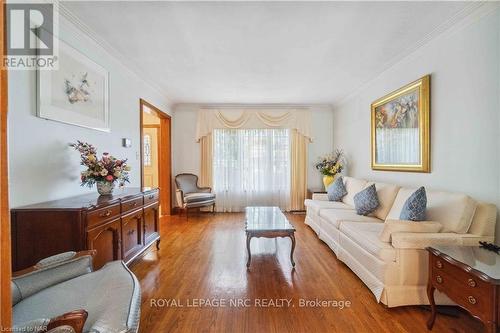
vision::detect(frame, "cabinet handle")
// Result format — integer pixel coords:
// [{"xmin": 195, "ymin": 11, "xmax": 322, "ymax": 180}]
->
[
  {"xmin": 436, "ymin": 275, "xmax": 443, "ymax": 284},
  {"xmin": 435, "ymin": 260, "xmax": 443, "ymax": 269},
  {"xmin": 132, "ymin": 202, "xmax": 138, "ymax": 206},
  {"xmin": 468, "ymin": 296, "xmax": 477, "ymax": 305},
  {"xmin": 100, "ymin": 210, "xmax": 112, "ymax": 217},
  {"xmin": 468, "ymin": 279, "xmax": 477, "ymax": 288},
  {"xmin": 149, "ymin": 195, "xmax": 154, "ymax": 199},
  {"xmin": 127, "ymin": 229, "xmax": 135, "ymax": 236}
]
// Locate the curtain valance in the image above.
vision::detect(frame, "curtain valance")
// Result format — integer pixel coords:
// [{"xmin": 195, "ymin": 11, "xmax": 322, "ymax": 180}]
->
[{"xmin": 196, "ymin": 108, "xmax": 313, "ymax": 142}]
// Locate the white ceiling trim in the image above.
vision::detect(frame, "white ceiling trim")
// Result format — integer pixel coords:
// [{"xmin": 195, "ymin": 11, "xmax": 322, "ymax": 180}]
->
[
  {"xmin": 334, "ymin": 1, "xmax": 499, "ymax": 109},
  {"xmin": 55, "ymin": 0, "xmax": 173, "ymax": 107}
]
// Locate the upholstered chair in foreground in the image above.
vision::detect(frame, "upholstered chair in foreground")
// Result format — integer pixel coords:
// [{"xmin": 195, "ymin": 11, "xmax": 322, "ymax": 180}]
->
[
  {"xmin": 175, "ymin": 173, "xmax": 216, "ymax": 218},
  {"xmin": 12, "ymin": 251, "xmax": 141, "ymax": 333}
]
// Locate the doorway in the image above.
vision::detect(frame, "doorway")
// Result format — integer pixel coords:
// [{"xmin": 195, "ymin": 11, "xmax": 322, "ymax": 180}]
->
[{"xmin": 140, "ymin": 99, "xmax": 172, "ymax": 216}]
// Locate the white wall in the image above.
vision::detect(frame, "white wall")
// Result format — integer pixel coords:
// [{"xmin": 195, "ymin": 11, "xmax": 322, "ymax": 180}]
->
[
  {"xmin": 333, "ymin": 8, "xmax": 500, "ymax": 236},
  {"xmin": 8, "ymin": 16, "xmax": 171, "ymax": 207},
  {"xmin": 172, "ymin": 104, "xmax": 334, "ymax": 190}
]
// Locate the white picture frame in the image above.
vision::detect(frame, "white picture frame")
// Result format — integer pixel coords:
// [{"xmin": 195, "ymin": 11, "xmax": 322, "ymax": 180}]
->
[{"xmin": 37, "ymin": 38, "xmax": 110, "ymax": 132}]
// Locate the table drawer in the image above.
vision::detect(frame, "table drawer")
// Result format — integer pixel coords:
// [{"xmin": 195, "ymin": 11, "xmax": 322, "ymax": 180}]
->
[
  {"xmin": 87, "ymin": 204, "xmax": 121, "ymax": 228},
  {"xmin": 144, "ymin": 190, "xmax": 159, "ymax": 206},
  {"xmin": 122, "ymin": 196, "xmax": 143, "ymax": 213},
  {"xmin": 431, "ymin": 255, "xmax": 492, "ymax": 295}
]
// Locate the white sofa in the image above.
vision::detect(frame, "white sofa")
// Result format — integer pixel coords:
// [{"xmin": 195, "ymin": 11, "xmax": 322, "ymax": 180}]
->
[{"xmin": 304, "ymin": 176, "xmax": 497, "ymax": 307}]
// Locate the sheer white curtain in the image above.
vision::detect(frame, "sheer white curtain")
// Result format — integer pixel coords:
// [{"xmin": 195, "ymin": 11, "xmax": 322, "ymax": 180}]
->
[{"xmin": 212, "ymin": 128, "xmax": 291, "ymax": 212}]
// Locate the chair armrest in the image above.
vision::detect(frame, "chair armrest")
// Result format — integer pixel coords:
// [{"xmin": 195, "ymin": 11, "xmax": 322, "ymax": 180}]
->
[
  {"xmin": 12, "ymin": 251, "xmax": 96, "ymax": 304},
  {"xmin": 312, "ymin": 193, "xmax": 328, "ymax": 201},
  {"xmin": 176, "ymin": 189, "xmax": 185, "ymax": 207},
  {"xmin": 391, "ymin": 232, "xmax": 494, "ymax": 250},
  {"xmin": 14, "ymin": 310, "xmax": 87, "ymax": 333},
  {"xmin": 47, "ymin": 310, "xmax": 88, "ymax": 333},
  {"xmin": 197, "ymin": 186, "xmax": 212, "ymax": 193}
]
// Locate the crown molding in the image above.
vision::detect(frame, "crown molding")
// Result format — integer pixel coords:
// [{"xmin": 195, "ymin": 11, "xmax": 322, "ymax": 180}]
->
[
  {"xmin": 173, "ymin": 103, "xmax": 332, "ymax": 111},
  {"xmin": 333, "ymin": 1, "xmax": 499, "ymax": 109},
  {"xmin": 54, "ymin": 1, "xmax": 173, "ymax": 108}
]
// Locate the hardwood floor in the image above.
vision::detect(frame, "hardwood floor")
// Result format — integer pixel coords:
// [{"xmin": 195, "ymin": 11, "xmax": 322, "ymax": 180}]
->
[{"xmin": 131, "ymin": 213, "xmax": 484, "ymax": 333}]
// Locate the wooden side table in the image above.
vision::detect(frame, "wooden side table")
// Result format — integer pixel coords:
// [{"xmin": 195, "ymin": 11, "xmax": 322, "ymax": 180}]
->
[
  {"xmin": 307, "ymin": 188, "xmax": 327, "ymax": 200},
  {"xmin": 427, "ymin": 246, "xmax": 500, "ymax": 333}
]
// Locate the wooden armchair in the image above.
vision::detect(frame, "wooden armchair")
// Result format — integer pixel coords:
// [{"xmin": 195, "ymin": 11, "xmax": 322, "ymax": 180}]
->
[
  {"xmin": 175, "ymin": 173, "xmax": 216, "ymax": 218},
  {"xmin": 12, "ymin": 250, "xmax": 141, "ymax": 333}
]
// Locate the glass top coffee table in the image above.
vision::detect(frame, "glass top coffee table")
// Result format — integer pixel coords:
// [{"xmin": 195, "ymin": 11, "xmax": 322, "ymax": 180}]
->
[{"xmin": 245, "ymin": 206, "xmax": 296, "ymax": 268}]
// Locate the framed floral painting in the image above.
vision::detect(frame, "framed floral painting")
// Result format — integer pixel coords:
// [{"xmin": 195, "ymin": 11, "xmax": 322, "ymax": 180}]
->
[
  {"xmin": 371, "ymin": 75, "xmax": 430, "ymax": 172},
  {"xmin": 37, "ymin": 38, "xmax": 110, "ymax": 132}
]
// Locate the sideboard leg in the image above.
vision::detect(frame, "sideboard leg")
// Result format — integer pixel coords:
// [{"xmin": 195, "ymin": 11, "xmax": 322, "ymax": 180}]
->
[
  {"xmin": 426, "ymin": 284, "xmax": 437, "ymax": 330},
  {"xmin": 246, "ymin": 233, "xmax": 252, "ymax": 268}
]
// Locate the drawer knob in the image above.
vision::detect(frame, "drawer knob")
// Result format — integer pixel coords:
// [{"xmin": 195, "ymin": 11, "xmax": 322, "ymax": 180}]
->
[
  {"xmin": 100, "ymin": 210, "xmax": 112, "ymax": 217},
  {"xmin": 468, "ymin": 279, "xmax": 477, "ymax": 288},
  {"xmin": 132, "ymin": 202, "xmax": 138, "ymax": 206},
  {"xmin": 436, "ymin": 275, "xmax": 443, "ymax": 284},
  {"xmin": 127, "ymin": 229, "xmax": 135, "ymax": 236},
  {"xmin": 435, "ymin": 260, "xmax": 443, "ymax": 269},
  {"xmin": 149, "ymin": 195, "xmax": 154, "ymax": 199},
  {"xmin": 468, "ymin": 296, "xmax": 477, "ymax": 305}
]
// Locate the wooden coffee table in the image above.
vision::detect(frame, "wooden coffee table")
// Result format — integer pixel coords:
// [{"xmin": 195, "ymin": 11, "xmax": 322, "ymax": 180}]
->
[{"xmin": 245, "ymin": 206, "xmax": 296, "ymax": 268}]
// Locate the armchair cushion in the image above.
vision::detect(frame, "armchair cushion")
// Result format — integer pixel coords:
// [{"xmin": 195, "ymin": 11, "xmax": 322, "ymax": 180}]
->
[
  {"xmin": 379, "ymin": 220, "xmax": 442, "ymax": 242},
  {"xmin": 13, "ymin": 261, "xmax": 141, "ymax": 333},
  {"xmin": 184, "ymin": 192, "xmax": 216, "ymax": 203}
]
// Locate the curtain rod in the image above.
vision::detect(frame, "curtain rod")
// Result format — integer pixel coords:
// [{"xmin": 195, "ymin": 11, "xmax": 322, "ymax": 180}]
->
[{"xmin": 199, "ymin": 104, "xmax": 312, "ymax": 110}]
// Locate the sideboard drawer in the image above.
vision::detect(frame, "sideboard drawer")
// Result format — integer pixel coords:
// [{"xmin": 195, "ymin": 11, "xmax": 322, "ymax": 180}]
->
[
  {"xmin": 144, "ymin": 190, "xmax": 159, "ymax": 206},
  {"xmin": 87, "ymin": 204, "xmax": 121, "ymax": 228},
  {"xmin": 121, "ymin": 196, "xmax": 143, "ymax": 213}
]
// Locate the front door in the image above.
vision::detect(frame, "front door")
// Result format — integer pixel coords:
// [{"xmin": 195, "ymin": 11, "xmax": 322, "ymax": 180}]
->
[{"xmin": 143, "ymin": 126, "xmax": 159, "ymax": 188}]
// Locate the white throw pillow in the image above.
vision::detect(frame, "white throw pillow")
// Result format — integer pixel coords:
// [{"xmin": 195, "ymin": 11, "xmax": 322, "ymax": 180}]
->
[{"xmin": 341, "ymin": 177, "xmax": 367, "ymax": 207}]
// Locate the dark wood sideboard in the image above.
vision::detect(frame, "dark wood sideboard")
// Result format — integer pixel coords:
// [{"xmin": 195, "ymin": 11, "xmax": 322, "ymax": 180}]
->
[{"xmin": 11, "ymin": 187, "xmax": 160, "ymax": 271}]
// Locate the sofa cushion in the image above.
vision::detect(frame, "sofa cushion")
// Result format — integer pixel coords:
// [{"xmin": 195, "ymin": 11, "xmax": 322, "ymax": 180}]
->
[
  {"xmin": 342, "ymin": 177, "xmax": 367, "ymax": 206},
  {"xmin": 339, "ymin": 222, "xmax": 396, "ymax": 262},
  {"xmin": 320, "ymin": 209, "xmax": 383, "ymax": 229},
  {"xmin": 353, "ymin": 184, "xmax": 380, "ymax": 216},
  {"xmin": 400, "ymin": 187, "xmax": 427, "ymax": 221},
  {"xmin": 13, "ymin": 261, "xmax": 141, "ymax": 333},
  {"xmin": 184, "ymin": 192, "xmax": 216, "ymax": 203},
  {"xmin": 304, "ymin": 199, "xmax": 354, "ymax": 215},
  {"xmin": 387, "ymin": 188, "xmax": 477, "ymax": 234},
  {"xmin": 379, "ymin": 220, "xmax": 442, "ymax": 242},
  {"xmin": 365, "ymin": 182, "xmax": 401, "ymax": 220},
  {"xmin": 327, "ymin": 177, "xmax": 348, "ymax": 201}
]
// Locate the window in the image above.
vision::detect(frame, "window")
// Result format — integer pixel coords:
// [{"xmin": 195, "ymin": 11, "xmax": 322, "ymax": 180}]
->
[
  {"xmin": 143, "ymin": 134, "xmax": 151, "ymax": 166},
  {"xmin": 213, "ymin": 128, "xmax": 291, "ymax": 212}
]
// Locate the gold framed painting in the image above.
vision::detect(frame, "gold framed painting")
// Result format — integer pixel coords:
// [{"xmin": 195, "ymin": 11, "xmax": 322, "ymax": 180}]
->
[{"xmin": 371, "ymin": 75, "xmax": 430, "ymax": 172}]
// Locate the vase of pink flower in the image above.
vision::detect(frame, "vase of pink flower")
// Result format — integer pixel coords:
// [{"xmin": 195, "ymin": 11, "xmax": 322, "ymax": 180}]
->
[{"xmin": 70, "ymin": 141, "xmax": 131, "ymax": 196}]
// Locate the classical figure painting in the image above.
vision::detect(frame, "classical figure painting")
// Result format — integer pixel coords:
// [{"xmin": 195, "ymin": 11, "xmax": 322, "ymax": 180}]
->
[
  {"xmin": 37, "ymin": 39, "xmax": 110, "ymax": 132},
  {"xmin": 371, "ymin": 75, "xmax": 430, "ymax": 172}
]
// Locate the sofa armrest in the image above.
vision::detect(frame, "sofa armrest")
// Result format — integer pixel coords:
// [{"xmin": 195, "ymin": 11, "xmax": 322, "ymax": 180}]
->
[
  {"xmin": 312, "ymin": 193, "xmax": 329, "ymax": 201},
  {"xmin": 379, "ymin": 220, "xmax": 442, "ymax": 242},
  {"xmin": 12, "ymin": 251, "xmax": 95, "ymax": 305},
  {"xmin": 391, "ymin": 232, "xmax": 494, "ymax": 250}
]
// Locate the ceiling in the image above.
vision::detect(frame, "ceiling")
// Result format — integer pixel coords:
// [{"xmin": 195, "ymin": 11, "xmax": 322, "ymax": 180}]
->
[{"xmin": 62, "ymin": 1, "xmax": 473, "ymax": 105}]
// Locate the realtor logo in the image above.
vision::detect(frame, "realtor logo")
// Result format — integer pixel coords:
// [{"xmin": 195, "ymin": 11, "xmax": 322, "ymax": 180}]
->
[{"xmin": 4, "ymin": 2, "xmax": 58, "ymax": 70}]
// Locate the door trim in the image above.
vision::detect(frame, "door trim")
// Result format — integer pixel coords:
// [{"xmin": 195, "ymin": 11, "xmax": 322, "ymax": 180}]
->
[
  {"xmin": 139, "ymin": 99, "xmax": 172, "ymax": 215},
  {"xmin": 1, "ymin": 0, "xmax": 12, "ymax": 327}
]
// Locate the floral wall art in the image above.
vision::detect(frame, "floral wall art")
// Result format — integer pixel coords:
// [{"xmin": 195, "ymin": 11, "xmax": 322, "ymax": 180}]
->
[{"xmin": 37, "ymin": 38, "xmax": 110, "ymax": 132}]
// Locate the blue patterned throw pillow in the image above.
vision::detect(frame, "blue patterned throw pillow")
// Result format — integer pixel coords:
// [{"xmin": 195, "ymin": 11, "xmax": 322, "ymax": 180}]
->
[
  {"xmin": 327, "ymin": 177, "xmax": 348, "ymax": 201},
  {"xmin": 353, "ymin": 184, "xmax": 380, "ymax": 216},
  {"xmin": 400, "ymin": 187, "xmax": 427, "ymax": 221}
]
